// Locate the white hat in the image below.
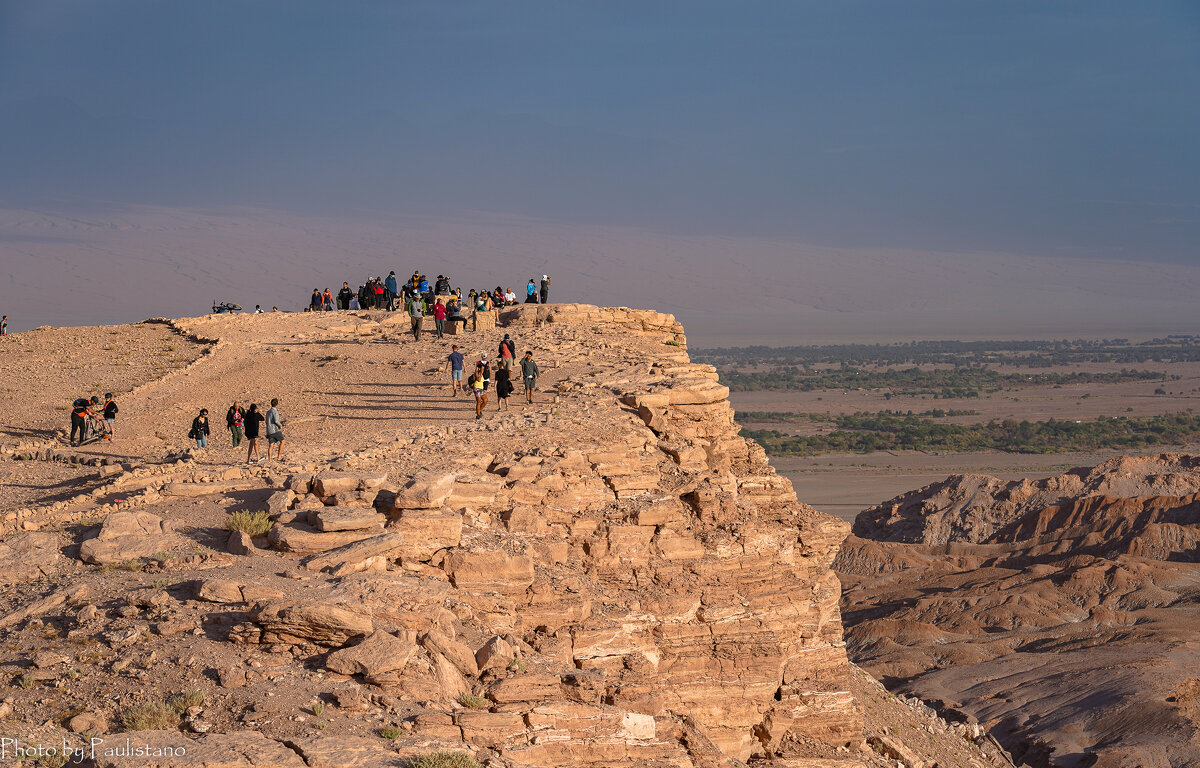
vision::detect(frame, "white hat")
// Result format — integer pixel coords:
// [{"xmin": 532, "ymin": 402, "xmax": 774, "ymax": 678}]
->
[{"xmin": 542, "ymin": 275, "xmax": 547, "ymax": 280}]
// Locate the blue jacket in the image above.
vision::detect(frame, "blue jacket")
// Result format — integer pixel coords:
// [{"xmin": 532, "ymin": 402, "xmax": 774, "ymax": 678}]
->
[{"xmin": 385, "ymin": 276, "xmax": 398, "ymax": 294}]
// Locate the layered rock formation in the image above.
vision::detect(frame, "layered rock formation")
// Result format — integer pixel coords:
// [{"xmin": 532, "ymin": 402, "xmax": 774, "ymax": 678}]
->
[
  {"xmin": 838, "ymin": 454, "xmax": 1200, "ymax": 767},
  {"xmin": 0, "ymin": 305, "xmax": 1013, "ymax": 768}
]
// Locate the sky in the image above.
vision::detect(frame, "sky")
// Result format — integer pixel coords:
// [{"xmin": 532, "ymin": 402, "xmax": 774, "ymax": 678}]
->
[{"xmin": 1, "ymin": 1, "xmax": 1198, "ymax": 263}]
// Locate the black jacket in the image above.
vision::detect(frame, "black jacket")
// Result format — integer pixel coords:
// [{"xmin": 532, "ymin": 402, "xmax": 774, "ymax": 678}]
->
[{"xmin": 191, "ymin": 416, "xmax": 210, "ymax": 437}]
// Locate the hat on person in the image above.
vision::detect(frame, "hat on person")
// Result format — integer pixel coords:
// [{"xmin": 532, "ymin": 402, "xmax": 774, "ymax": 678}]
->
[
  {"xmin": 542, "ymin": 275, "xmax": 547, "ymax": 280},
  {"xmin": 481, "ymin": 353, "xmax": 488, "ymax": 359},
  {"xmin": 503, "ymin": 334, "xmax": 510, "ymax": 340}
]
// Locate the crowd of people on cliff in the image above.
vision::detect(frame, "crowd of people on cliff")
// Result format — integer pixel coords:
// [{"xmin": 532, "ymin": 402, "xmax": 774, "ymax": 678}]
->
[
  {"xmin": 306, "ymin": 272, "xmax": 550, "ymax": 314},
  {"xmin": 62, "ymin": 270, "xmax": 549, "ymax": 458}
]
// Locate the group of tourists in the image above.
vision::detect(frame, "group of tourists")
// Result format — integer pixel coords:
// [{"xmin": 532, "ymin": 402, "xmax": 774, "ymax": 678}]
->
[
  {"xmin": 193, "ymin": 399, "xmax": 285, "ymax": 463},
  {"xmin": 307, "ymin": 272, "xmax": 551, "ymax": 313},
  {"xmin": 445, "ymin": 334, "xmax": 540, "ymax": 419}
]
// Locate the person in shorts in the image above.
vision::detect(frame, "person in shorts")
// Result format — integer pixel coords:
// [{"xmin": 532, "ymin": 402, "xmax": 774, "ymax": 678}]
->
[
  {"xmin": 243, "ymin": 403, "xmax": 264, "ymax": 463},
  {"xmin": 265, "ymin": 398, "xmax": 284, "ymax": 461},
  {"xmin": 469, "ymin": 364, "xmax": 488, "ymax": 419},
  {"xmin": 102, "ymin": 393, "xmax": 118, "ymax": 441},
  {"xmin": 445, "ymin": 344, "xmax": 464, "ymax": 396}
]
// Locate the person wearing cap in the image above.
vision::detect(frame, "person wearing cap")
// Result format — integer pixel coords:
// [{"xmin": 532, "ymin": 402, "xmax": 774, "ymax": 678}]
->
[
  {"xmin": 526, "ymin": 279, "xmax": 538, "ymax": 304},
  {"xmin": 479, "ymin": 354, "xmax": 492, "ymax": 391},
  {"xmin": 539, "ymin": 275, "xmax": 550, "ymax": 304},
  {"xmin": 435, "ymin": 275, "xmax": 451, "ymax": 295},
  {"xmin": 499, "ymin": 334, "xmax": 515, "ymax": 361}
]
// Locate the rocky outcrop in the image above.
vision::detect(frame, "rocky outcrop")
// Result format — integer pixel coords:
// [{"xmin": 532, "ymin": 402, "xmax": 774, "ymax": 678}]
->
[{"xmin": 838, "ymin": 453, "xmax": 1200, "ymax": 767}]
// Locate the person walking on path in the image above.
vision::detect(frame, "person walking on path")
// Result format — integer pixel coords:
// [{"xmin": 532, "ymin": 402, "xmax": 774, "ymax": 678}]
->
[
  {"xmin": 433, "ymin": 298, "xmax": 447, "ymax": 339},
  {"xmin": 521, "ymin": 351, "xmax": 540, "ymax": 404},
  {"xmin": 469, "ymin": 365, "xmax": 488, "ymax": 419},
  {"xmin": 226, "ymin": 402, "xmax": 245, "ymax": 448},
  {"xmin": 445, "ymin": 344, "xmax": 465, "ymax": 396},
  {"xmin": 526, "ymin": 279, "xmax": 538, "ymax": 303},
  {"xmin": 265, "ymin": 398, "xmax": 285, "ymax": 461},
  {"xmin": 102, "ymin": 393, "xmax": 118, "ymax": 442},
  {"xmin": 479, "ymin": 354, "xmax": 492, "ymax": 392},
  {"xmin": 495, "ymin": 358, "xmax": 513, "ymax": 410},
  {"xmin": 498, "ymin": 333, "xmax": 515, "ymax": 362},
  {"xmin": 190, "ymin": 409, "xmax": 211, "ymax": 449},
  {"xmin": 407, "ymin": 294, "xmax": 425, "ymax": 340},
  {"xmin": 244, "ymin": 403, "xmax": 264, "ymax": 463},
  {"xmin": 539, "ymin": 275, "xmax": 550, "ymax": 304}
]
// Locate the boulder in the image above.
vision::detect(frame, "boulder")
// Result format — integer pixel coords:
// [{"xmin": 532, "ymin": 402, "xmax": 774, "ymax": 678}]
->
[
  {"xmin": 78, "ymin": 511, "xmax": 179, "ymax": 565},
  {"xmin": 0, "ymin": 532, "xmax": 63, "ymax": 585},
  {"xmin": 312, "ymin": 507, "xmax": 386, "ymax": 532},
  {"xmin": 444, "ymin": 550, "xmax": 535, "ymax": 594},
  {"xmin": 195, "ymin": 579, "xmax": 245, "ymax": 604},
  {"xmin": 265, "ymin": 489, "xmax": 295, "ymax": 515},
  {"xmin": 324, "ymin": 630, "xmax": 417, "ymax": 677},
  {"xmin": 268, "ymin": 523, "xmax": 381, "ymax": 556},
  {"xmin": 303, "ymin": 532, "xmax": 405, "ymax": 574},
  {"xmin": 239, "ymin": 600, "xmax": 373, "ymax": 647},
  {"xmin": 487, "ymin": 673, "xmax": 561, "ymax": 704},
  {"xmin": 393, "ymin": 472, "xmax": 456, "ymax": 509},
  {"xmin": 227, "ymin": 531, "xmax": 256, "ymax": 556},
  {"xmin": 475, "ymin": 635, "xmax": 516, "ymax": 673},
  {"xmin": 420, "ymin": 629, "xmax": 480, "ymax": 677},
  {"xmin": 390, "ymin": 508, "xmax": 462, "ymax": 560}
]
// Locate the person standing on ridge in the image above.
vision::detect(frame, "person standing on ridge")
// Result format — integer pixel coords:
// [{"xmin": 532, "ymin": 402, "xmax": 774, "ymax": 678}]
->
[
  {"xmin": 521, "ymin": 351, "xmax": 540, "ymax": 404},
  {"xmin": 408, "ymin": 293, "xmax": 425, "ymax": 340},
  {"xmin": 226, "ymin": 401, "xmax": 244, "ymax": 448},
  {"xmin": 445, "ymin": 344, "xmax": 465, "ymax": 395},
  {"xmin": 433, "ymin": 297, "xmax": 447, "ymax": 339},
  {"xmin": 385, "ymin": 271, "xmax": 399, "ymax": 311},
  {"xmin": 539, "ymin": 275, "xmax": 550, "ymax": 304},
  {"xmin": 103, "ymin": 393, "xmax": 118, "ymax": 442},
  {"xmin": 243, "ymin": 403, "xmax": 264, "ymax": 463},
  {"xmin": 310, "ymin": 289, "xmax": 322, "ymax": 310},
  {"xmin": 265, "ymin": 398, "xmax": 285, "ymax": 461},
  {"xmin": 495, "ymin": 357, "xmax": 513, "ymax": 410},
  {"xmin": 338, "ymin": 282, "xmax": 353, "ymax": 310},
  {"xmin": 526, "ymin": 279, "xmax": 538, "ymax": 303},
  {"xmin": 322, "ymin": 288, "xmax": 334, "ymax": 311},
  {"xmin": 0, "ymin": 315, "xmax": 6, "ymax": 336}
]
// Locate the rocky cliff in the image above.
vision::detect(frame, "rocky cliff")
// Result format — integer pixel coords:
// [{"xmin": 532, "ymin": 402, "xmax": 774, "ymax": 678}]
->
[
  {"xmin": 838, "ymin": 454, "xmax": 1200, "ymax": 767},
  {"xmin": 0, "ymin": 304, "xmax": 1012, "ymax": 768}
]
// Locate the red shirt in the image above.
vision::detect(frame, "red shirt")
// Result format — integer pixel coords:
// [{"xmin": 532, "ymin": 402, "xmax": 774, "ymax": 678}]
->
[{"xmin": 433, "ymin": 303, "xmax": 447, "ymax": 319}]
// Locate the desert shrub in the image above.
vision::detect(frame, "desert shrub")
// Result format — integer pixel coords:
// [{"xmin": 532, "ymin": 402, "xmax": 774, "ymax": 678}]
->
[
  {"xmin": 168, "ymin": 689, "xmax": 204, "ymax": 714},
  {"xmin": 380, "ymin": 726, "xmax": 402, "ymax": 739},
  {"xmin": 226, "ymin": 511, "xmax": 272, "ymax": 537},
  {"xmin": 121, "ymin": 701, "xmax": 180, "ymax": 731},
  {"xmin": 456, "ymin": 692, "xmax": 487, "ymax": 710},
  {"xmin": 407, "ymin": 752, "xmax": 481, "ymax": 768}
]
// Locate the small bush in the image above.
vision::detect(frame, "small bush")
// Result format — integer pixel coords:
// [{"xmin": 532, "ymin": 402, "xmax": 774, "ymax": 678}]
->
[
  {"xmin": 664, "ymin": 339, "xmax": 681, "ymax": 346},
  {"xmin": 311, "ymin": 702, "xmax": 326, "ymax": 717},
  {"xmin": 17, "ymin": 673, "xmax": 36, "ymax": 689},
  {"xmin": 408, "ymin": 752, "xmax": 481, "ymax": 768},
  {"xmin": 122, "ymin": 701, "xmax": 180, "ymax": 731},
  {"xmin": 226, "ymin": 511, "xmax": 272, "ymax": 537},
  {"xmin": 380, "ymin": 726, "xmax": 402, "ymax": 739},
  {"xmin": 456, "ymin": 692, "xmax": 487, "ymax": 710},
  {"xmin": 168, "ymin": 689, "xmax": 204, "ymax": 714}
]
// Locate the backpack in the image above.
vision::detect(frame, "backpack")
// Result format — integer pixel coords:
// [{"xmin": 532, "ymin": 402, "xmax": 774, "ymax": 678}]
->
[{"xmin": 73, "ymin": 397, "xmax": 89, "ymax": 409}]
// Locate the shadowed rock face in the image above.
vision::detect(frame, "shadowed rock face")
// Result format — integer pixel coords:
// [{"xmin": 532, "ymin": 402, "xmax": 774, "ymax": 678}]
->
[{"xmin": 838, "ymin": 453, "xmax": 1200, "ymax": 768}]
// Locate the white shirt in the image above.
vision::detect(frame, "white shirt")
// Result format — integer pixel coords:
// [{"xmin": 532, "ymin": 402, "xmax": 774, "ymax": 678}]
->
[{"xmin": 505, "ymin": 291, "xmax": 516, "ymax": 303}]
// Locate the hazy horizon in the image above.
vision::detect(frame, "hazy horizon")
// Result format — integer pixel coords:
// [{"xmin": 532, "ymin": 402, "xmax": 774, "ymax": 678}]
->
[{"xmin": 2, "ymin": 2, "xmax": 1198, "ymax": 341}]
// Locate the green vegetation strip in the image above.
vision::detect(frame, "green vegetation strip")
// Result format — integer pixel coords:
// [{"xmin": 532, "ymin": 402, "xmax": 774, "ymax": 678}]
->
[
  {"xmin": 695, "ymin": 336, "xmax": 1200, "ymax": 368},
  {"xmin": 742, "ymin": 412, "xmax": 1200, "ymax": 455},
  {"xmin": 737, "ymin": 408, "xmax": 977, "ymax": 423},
  {"xmin": 717, "ymin": 366, "xmax": 1170, "ymax": 395}
]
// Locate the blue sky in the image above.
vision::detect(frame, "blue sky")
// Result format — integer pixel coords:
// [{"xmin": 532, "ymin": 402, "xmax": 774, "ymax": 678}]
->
[{"xmin": 2, "ymin": 1, "xmax": 1198, "ymax": 261}]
